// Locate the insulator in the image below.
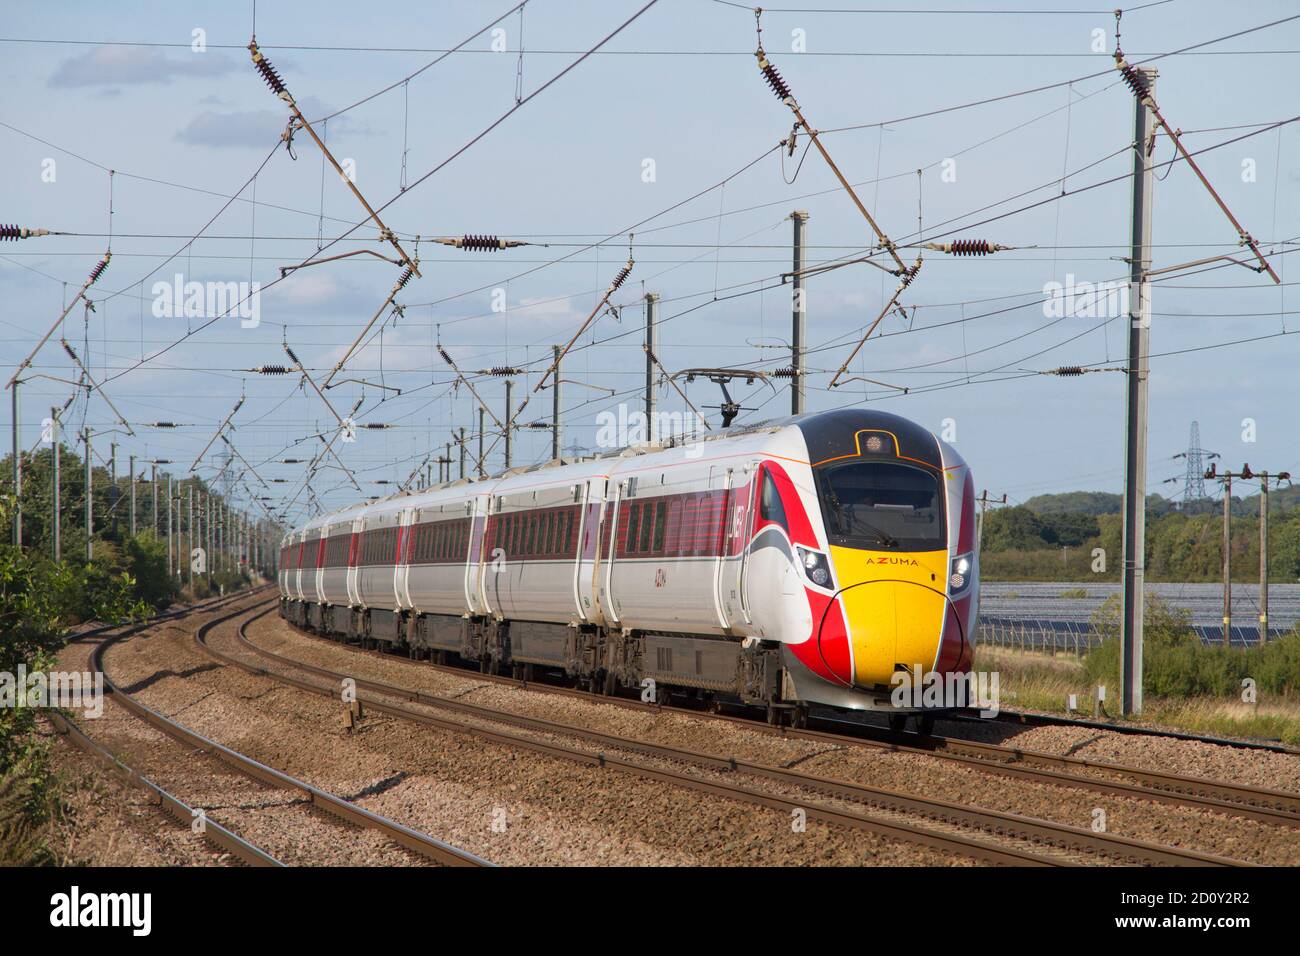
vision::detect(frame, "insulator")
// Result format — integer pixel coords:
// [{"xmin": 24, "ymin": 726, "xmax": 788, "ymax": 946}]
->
[
  {"xmin": 149, "ymin": 422, "xmax": 179, "ymax": 428},
  {"xmin": 1115, "ymin": 54, "xmax": 1150, "ymax": 100},
  {"xmin": 951, "ymin": 239, "xmax": 991, "ymax": 256},
  {"xmin": 437, "ymin": 345, "xmax": 454, "ymax": 366},
  {"xmin": 362, "ymin": 423, "xmax": 391, "ymax": 429},
  {"xmin": 463, "ymin": 234, "xmax": 502, "ymax": 251},
  {"xmin": 394, "ymin": 266, "xmax": 414, "ymax": 290},
  {"xmin": 254, "ymin": 364, "xmax": 290, "ymax": 375},
  {"xmin": 772, "ymin": 367, "xmax": 798, "ymax": 378},
  {"xmin": 1054, "ymin": 366, "xmax": 1084, "ymax": 376},
  {"xmin": 249, "ymin": 41, "xmax": 289, "ymax": 98},
  {"xmin": 0, "ymin": 225, "xmax": 50, "ymax": 241},
  {"xmin": 757, "ymin": 53, "xmax": 792, "ymax": 101},
  {"xmin": 87, "ymin": 254, "xmax": 110, "ymax": 284},
  {"xmin": 486, "ymin": 366, "xmax": 521, "ymax": 376},
  {"xmin": 284, "ymin": 346, "xmax": 301, "ymax": 365},
  {"xmin": 610, "ymin": 263, "xmax": 633, "ymax": 291}
]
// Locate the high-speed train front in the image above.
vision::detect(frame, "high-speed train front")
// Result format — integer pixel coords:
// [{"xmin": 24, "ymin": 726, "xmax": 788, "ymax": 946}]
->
[{"xmin": 771, "ymin": 410, "xmax": 978, "ymax": 713}]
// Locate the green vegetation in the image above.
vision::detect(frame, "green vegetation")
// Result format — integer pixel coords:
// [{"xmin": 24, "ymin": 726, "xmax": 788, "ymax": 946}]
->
[
  {"xmin": 976, "ymin": 597, "xmax": 1300, "ymax": 744},
  {"xmin": 980, "ymin": 500, "xmax": 1300, "ymax": 582},
  {"xmin": 0, "ymin": 441, "xmax": 263, "ymax": 864}
]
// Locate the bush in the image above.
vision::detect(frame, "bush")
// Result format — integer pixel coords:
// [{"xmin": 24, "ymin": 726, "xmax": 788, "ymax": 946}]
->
[{"xmin": 1084, "ymin": 595, "xmax": 1300, "ymax": 699}]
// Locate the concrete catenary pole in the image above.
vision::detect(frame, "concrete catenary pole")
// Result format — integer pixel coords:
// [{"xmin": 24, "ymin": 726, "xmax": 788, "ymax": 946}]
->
[
  {"xmin": 129, "ymin": 454, "xmax": 136, "ymax": 536},
  {"xmin": 83, "ymin": 427, "xmax": 93, "ymax": 561},
  {"xmin": 1222, "ymin": 473, "xmax": 1232, "ymax": 646},
  {"xmin": 109, "ymin": 442, "xmax": 117, "ymax": 537},
  {"xmin": 188, "ymin": 482, "xmax": 195, "ymax": 588},
  {"xmin": 645, "ymin": 293, "xmax": 658, "ymax": 442},
  {"xmin": 151, "ymin": 463, "xmax": 158, "ymax": 535},
  {"xmin": 1260, "ymin": 476, "xmax": 1269, "ymax": 642},
  {"xmin": 458, "ymin": 428, "xmax": 466, "ymax": 479},
  {"xmin": 166, "ymin": 475, "xmax": 174, "ymax": 575},
  {"xmin": 552, "ymin": 344, "xmax": 562, "ymax": 460},
  {"xmin": 477, "ymin": 407, "xmax": 485, "ymax": 478},
  {"xmin": 11, "ymin": 381, "xmax": 20, "ymax": 546},
  {"xmin": 50, "ymin": 407, "xmax": 60, "ymax": 561},
  {"xmin": 791, "ymin": 210, "xmax": 809, "ymax": 415},
  {"xmin": 504, "ymin": 380, "xmax": 513, "ymax": 469},
  {"xmin": 1119, "ymin": 68, "xmax": 1156, "ymax": 716}
]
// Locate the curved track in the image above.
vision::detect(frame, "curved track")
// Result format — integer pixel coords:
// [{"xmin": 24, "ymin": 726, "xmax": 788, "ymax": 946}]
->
[
  {"xmin": 91, "ymin": 594, "xmax": 492, "ymax": 868},
  {"xmin": 214, "ymin": 601, "xmax": 1255, "ymax": 866},
  {"xmin": 276, "ymin": 607, "xmax": 1300, "ymax": 830}
]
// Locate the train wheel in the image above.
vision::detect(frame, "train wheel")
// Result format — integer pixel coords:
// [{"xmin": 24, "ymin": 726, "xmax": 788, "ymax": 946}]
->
[
  {"xmin": 791, "ymin": 705, "xmax": 809, "ymax": 729},
  {"xmin": 917, "ymin": 713, "xmax": 936, "ymax": 736}
]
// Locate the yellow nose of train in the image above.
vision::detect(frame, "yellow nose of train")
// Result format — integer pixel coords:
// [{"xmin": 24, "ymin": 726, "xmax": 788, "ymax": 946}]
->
[{"xmin": 828, "ymin": 545, "xmax": 949, "ymax": 687}]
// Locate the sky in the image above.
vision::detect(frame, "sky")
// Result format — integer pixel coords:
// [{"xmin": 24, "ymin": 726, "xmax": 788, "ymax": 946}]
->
[{"xmin": 1, "ymin": 0, "xmax": 1297, "ymax": 526}]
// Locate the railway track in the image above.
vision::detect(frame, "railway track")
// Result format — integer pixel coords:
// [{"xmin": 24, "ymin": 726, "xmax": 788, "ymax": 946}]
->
[
  {"xmin": 946, "ymin": 707, "xmax": 1300, "ymax": 756},
  {"xmin": 277, "ymin": 609, "xmax": 1300, "ymax": 831},
  {"xmin": 49, "ymin": 710, "xmax": 283, "ymax": 867},
  {"xmin": 210, "ymin": 601, "xmax": 1251, "ymax": 866},
  {"xmin": 88, "ymin": 595, "xmax": 492, "ymax": 868}
]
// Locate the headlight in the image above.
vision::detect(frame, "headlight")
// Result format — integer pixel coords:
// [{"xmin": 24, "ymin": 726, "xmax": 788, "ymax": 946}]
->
[
  {"xmin": 797, "ymin": 547, "xmax": 833, "ymax": 589},
  {"xmin": 949, "ymin": 552, "xmax": 973, "ymax": 593}
]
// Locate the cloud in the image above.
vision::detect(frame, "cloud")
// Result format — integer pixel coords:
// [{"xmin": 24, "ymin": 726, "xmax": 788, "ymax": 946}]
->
[
  {"xmin": 173, "ymin": 107, "xmax": 287, "ymax": 149},
  {"xmin": 174, "ymin": 97, "xmax": 365, "ymax": 149},
  {"xmin": 49, "ymin": 46, "xmax": 236, "ymax": 87}
]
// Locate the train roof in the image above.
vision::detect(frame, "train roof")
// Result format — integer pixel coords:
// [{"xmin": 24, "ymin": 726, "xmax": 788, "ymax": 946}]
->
[{"xmin": 285, "ymin": 407, "xmax": 944, "ymax": 533}]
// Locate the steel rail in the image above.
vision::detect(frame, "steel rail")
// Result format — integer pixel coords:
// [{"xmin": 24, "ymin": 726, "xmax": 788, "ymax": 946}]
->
[
  {"xmin": 236, "ymin": 605, "xmax": 1246, "ymax": 866},
  {"xmin": 91, "ymin": 598, "xmax": 492, "ymax": 868},
  {"xmin": 281, "ymin": 613, "xmax": 1300, "ymax": 830},
  {"xmin": 48, "ymin": 710, "xmax": 283, "ymax": 867},
  {"xmin": 945, "ymin": 707, "xmax": 1300, "ymax": 756},
  {"xmin": 202, "ymin": 605, "xmax": 1062, "ymax": 866}
]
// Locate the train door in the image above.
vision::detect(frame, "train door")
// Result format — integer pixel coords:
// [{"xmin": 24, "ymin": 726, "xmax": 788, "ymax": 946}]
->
[
  {"xmin": 394, "ymin": 506, "xmax": 415, "ymax": 610},
  {"xmin": 346, "ymin": 517, "xmax": 361, "ymax": 606},
  {"xmin": 708, "ymin": 467, "xmax": 732, "ymax": 629},
  {"xmin": 595, "ymin": 477, "xmax": 623, "ymax": 628},
  {"xmin": 313, "ymin": 528, "xmax": 327, "ymax": 602},
  {"xmin": 465, "ymin": 496, "xmax": 490, "ymax": 617},
  {"xmin": 481, "ymin": 496, "xmax": 508, "ymax": 620},
  {"xmin": 571, "ymin": 480, "xmax": 597, "ymax": 623},
  {"xmin": 734, "ymin": 462, "xmax": 757, "ymax": 627}
]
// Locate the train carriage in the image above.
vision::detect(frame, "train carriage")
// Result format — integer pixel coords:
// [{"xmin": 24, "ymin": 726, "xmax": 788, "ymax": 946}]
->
[{"xmin": 278, "ymin": 408, "xmax": 978, "ymax": 724}]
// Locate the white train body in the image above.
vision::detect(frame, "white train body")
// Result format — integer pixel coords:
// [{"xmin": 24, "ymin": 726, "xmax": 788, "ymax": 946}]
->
[{"xmin": 278, "ymin": 409, "xmax": 978, "ymax": 714}]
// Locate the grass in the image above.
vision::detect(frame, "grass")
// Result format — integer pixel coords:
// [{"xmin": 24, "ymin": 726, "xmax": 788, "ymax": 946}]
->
[{"xmin": 973, "ymin": 644, "xmax": 1300, "ymax": 745}]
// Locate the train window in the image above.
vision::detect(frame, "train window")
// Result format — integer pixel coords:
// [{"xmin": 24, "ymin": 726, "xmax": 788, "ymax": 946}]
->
[
  {"xmin": 541, "ymin": 512, "xmax": 552, "ymax": 555},
  {"xmin": 639, "ymin": 501, "xmax": 654, "ymax": 553},
  {"xmin": 760, "ymin": 471, "xmax": 789, "ymax": 533},
  {"xmin": 563, "ymin": 512, "xmax": 573, "ymax": 553},
  {"xmin": 813, "ymin": 460, "xmax": 943, "ymax": 551},
  {"xmin": 652, "ymin": 500, "xmax": 666, "ymax": 552},
  {"xmin": 625, "ymin": 502, "xmax": 640, "ymax": 554}
]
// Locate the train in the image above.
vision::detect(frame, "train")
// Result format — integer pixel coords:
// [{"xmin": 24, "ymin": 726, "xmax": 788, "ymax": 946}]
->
[{"xmin": 277, "ymin": 408, "xmax": 978, "ymax": 729}]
